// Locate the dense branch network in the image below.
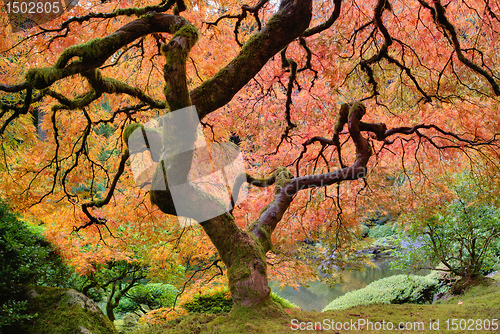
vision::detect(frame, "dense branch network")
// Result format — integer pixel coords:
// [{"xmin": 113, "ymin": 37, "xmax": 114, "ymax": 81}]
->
[
  {"xmin": 0, "ymin": 0, "xmax": 500, "ymax": 297},
  {"xmin": 0, "ymin": 13, "xmax": 191, "ymax": 138},
  {"xmin": 244, "ymin": 99, "xmax": 500, "ymax": 253},
  {"xmin": 0, "ymin": 0, "xmax": 318, "ymax": 237},
  {"xmin": 341, "ymin": 0, "xmax": 500, "ymax": 102},
  {"xmin": 204, "ymin": 0, "xmax": 270, "ymax": 46}
]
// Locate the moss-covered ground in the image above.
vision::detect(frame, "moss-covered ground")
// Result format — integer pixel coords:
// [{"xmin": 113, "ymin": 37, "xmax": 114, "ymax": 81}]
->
[
  {"xmin": 13, "ymin": 286, "xmax": 118, "ymax": 334},
  {"xmin": 134, "ymin": 274, "xmax": 500, "ymax": 334}
]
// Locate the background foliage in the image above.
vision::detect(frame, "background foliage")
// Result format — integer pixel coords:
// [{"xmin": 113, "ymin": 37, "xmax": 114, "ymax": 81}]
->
[{"xmin": 392, "ymin": 172, "xmax": 500, "ymax": 277}]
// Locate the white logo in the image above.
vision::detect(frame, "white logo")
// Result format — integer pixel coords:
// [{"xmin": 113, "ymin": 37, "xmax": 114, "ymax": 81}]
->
[{"xmin": 128, "ymin": 106, "xmax": 247, "ymax": 226}]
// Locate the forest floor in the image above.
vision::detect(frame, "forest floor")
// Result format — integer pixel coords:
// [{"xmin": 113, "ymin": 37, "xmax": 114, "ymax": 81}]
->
[{"xmin": 134, "ymin": 274, "xmax": 500, "ymax": 334}]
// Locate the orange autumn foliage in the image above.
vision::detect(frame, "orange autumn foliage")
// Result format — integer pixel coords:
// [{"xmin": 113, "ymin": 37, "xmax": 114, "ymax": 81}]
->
[{"xmin": 1, "ymin": 0, "xmax": 500, "ymax": 306}]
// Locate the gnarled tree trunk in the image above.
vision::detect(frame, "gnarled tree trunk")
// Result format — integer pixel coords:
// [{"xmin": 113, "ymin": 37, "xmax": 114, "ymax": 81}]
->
[{"xmin": 144, "ymin": 0, "xmax": 379, "ymax": 309}]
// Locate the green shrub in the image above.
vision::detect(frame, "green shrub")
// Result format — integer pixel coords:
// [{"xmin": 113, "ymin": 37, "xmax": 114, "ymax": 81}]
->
[
  {"xmin": 182, "ymin": 288, "xmax": 298, "ymax": 314},
  {"xmin": 115, "ymin": 297, "xmax": 138, "ymax": 314},
  {"xmin": 115, "ymin": 283, "xmax": 178, "ymax": 314},
  {"xmin": 0, "ymin": 203, "xmax": 75, "ymax": 327},
  {"xmin": 270, "ymin": 291, "xmax": 298, "ymax": 309},
  {"xmin": 368, "ymin": 223, "xmax": 398, "ymax": 238},
  {"xmin": 182, "ymin": 290, "xmax": 233, "ymax": 314},
  {"xmin": 322, "ymin": 274, "xmax": 438, "ymax": 311},
  {"xmin": 0, "ymin": 300, "xmax": 34, "ymax": 326}
]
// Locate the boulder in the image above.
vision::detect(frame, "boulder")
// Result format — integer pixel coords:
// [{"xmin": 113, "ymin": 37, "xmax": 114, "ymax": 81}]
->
[
  {"xmin": 115, "ymin": 312, "xmax": 140, "ymax": 334},
  {"xmin": 4, "ymin": 286, "xmax": 117, "ymax": 334}
]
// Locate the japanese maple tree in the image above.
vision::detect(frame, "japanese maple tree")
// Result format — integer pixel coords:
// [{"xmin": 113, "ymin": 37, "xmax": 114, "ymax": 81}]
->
[{"xmin": 1, "ymin": 0, "xmax": 500, "ymax": 314}]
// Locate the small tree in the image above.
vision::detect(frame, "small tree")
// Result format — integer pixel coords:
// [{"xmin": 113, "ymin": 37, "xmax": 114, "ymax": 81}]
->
[
  {"xmin": 393, "ymin": 175, "xmax": 500, "ymax": 278},
  {"xmin": 428, "ymin": 202, "xmax": 499, "ymax": 277},
  {"xmin": 115, "ymin": 282, "xmax": 178, "ymax": 315},
  {"xmin": 78, "ymin": 257, "xmax": 185, "ymax": 321},
  {"xmin": 79, "ymin": 260, "xmax": 146, "ymax": 321}
]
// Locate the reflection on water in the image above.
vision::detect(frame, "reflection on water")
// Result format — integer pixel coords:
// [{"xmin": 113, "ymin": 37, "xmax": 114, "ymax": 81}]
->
[{"xmin": 270, "ymin": 257, "xmax": 416, "ymax": 311}]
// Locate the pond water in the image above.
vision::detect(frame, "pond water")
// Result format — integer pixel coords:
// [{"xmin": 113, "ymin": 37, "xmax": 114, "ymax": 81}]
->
[{"xmin": 270, "ymin": 257, "xmax": 421, "ymax": 311}]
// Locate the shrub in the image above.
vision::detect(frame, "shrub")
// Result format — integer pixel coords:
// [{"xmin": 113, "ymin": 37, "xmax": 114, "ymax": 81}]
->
[
  {"xmin": 368, "ymin": 223, "xmax": 398, "ymax": 238},
  {"xmin": 115, "ymin": 297, "xmax": 138, "ymax": 314},
  {"xmin": 182, "ymin": 287, "xmax": 298, "ymax": 314},
  {"xmin": 115, "ymin": 283, "xmax": 178, "ymax": 314},
  {"xmin": 182, "ymin": 290, "xmax": 233, "ymax": 314},
  {"xmin": 322, "ymin": 274, "xmax": 438, "ymax": 311},
  {"xmin": 0, "ymin": 203, "xmax": 75, "ymax": 327}
]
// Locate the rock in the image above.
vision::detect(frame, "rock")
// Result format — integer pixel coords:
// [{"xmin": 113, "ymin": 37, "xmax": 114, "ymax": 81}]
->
[
  {"xmin": 79, "ymin": 326, "xmax": 95, "ymax": 334},
  {"xmin": 3, "ymin": 286, "xmax": 118, "ymax": 334},
  {"xmin": 115, "ymin": 313, "xmax": 141, "ymax": 334},
  {"xmin": 486, "ymin": 271, "xmax": 498, "ymax": 278},
  {"xmin": 62, "ymin": 289, "xmax": 101, "ymax": 313},
  {"xmin": 123, "ymin": 313, "xmax": 140, "ymax": 333},
  {"xmin": 123, "ymin": 312, "xmax": 139, "ymax": 327}
]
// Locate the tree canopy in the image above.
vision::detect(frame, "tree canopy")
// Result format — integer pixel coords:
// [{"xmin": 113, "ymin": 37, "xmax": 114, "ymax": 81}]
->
[{"xmin": 1, "ymin": 0, "xmax": 500, "ymax": 313}]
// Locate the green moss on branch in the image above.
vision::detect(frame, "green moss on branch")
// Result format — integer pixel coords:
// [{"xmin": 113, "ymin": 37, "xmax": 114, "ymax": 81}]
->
[
  {"xmin": 162, "ymin": 24, "xmax": 199, "ymax": 111},
  {"xmin": 122, "ymin": 123, "xmax": 144, "ymax": 147}
]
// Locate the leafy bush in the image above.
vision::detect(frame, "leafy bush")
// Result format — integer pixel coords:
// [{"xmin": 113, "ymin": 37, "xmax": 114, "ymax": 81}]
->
[
  {"xmin": 0, "ymin": 300, "xmax": 34, "ymax": 326},
  {"xmin": 182, "ymin": 290, "xmax": 233, "ymax": 314},
  {"xmin": 269, "ymin": 291, "xmax": 299, "ymax": 309},
  {"xmin": 115, "ymin": 283, "xmax": 178, "ymax": 314},
  {"xmin": 115, "ymin": 296, "xmax": 138, "ymax": 314},
  {"xmin": 322, "ymin": 274, "xmax": 438, "ymax": 311},
  {"xmin": 368, "ymin": 223, "xmax": 398, "ymax": 238},
  {"xmin": 0, "ymin": 203, "xmax": 75, "ymax": 327},
  {"xmin": 182, "ymin": 288, "xmax": 298, "ymax": 314}
]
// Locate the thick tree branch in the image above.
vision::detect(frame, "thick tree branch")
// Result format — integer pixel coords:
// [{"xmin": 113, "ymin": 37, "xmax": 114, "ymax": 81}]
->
[
  {"xmin": 247, "ymin": 99, "xmax": 499, "ymax": 252},
  {"xmin": 85, "ymin": 70, "xmax": 167, "ymax": 109},
  {"xmin": 44, "ymin": 0, "xmax": 183, "ymax": 34},
  {"xmin": 3, "ymin": 0, "xmax": 313, "ymax": 137},
  {"xmin": 162, "ymin": 24, "xmax": 199, "ymax": 110},
  {"xmin": 424, "ymin": 0, "xmax": 500, "ymax": 95},
  {"xmin": 303, "ymin": 0, "xmax": 342, "ymax": 37},
  {"xmin": 250, "ymin": 102, "xmax": 372, "ymax": 251},
  {"xmin": 24, "ymin": 14, "xmax": 191, "ymax": 90},
  {"xmin": 0, "ymin": 83, "xmax": 29, "ymax": 93},
  {"xmin": 147, "ymin": 24, "xmax": 199, "ymax": 216}
]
